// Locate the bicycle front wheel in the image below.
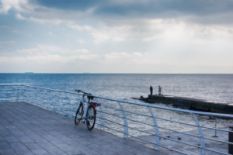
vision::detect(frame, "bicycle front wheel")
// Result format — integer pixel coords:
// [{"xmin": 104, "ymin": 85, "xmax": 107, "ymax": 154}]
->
[
  {"xmin": 74, "ymin": 103, "xmax": 83, "ymax": 125},
  {"xmin": 86, "ymin": 105, "xmax": 96, "ymax": 131}
]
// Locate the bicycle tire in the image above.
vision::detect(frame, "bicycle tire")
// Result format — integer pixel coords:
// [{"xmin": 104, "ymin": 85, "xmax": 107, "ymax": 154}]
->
[
  {"xmin": 86, "ymin": 104, "xmax": 96, "ymax": 131},
  {"xmin": 74, "ymin": 103, "xmax": 83, "ymax": 125}
]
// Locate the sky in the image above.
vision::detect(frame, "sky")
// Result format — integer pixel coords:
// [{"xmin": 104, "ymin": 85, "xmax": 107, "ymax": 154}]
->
[{"xmin": 0, "ymin": 0, "xmax": 233, "ymax": 73}]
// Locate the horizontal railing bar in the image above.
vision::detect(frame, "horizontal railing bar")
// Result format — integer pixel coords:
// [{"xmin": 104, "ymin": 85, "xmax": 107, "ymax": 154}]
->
[
  {"xmin": 99, "ymin": 110, "xmax": 197, "ymax": 137},
  {"xmin": 156, "ymin": 125, "xmax": 233, "ymax": 145},
  {"xmin": 98, "ymin": 117, "xmax": 159, "ymax": 136},
  {"xmin": 95, "ymin": 96, "xmax": 233, "ymax": 119},
  {"xmin": 101, "ymin": 105, "xmax": 198, "ymax": 128},
  {"xmin": 98, "ymin": 111, "xmax": 233, "ymax": 145},
  {"xmin": 23, "ymin": 85, "xmax": 80, "ymax": 96},
  {"xmin": 98, "ymin": 124, "xmax": 208, "ymax": 155},
  {"xmin": 98, "ymin": 116, "xmax": 208, "ymax": 150},
  {"xmin": 96, "ymin": 122, "xmax": 124, "ymax": 134},
  {"xmin": 100, "ymin": 106, "xmax": 233, "ymax": 133},
  {"xmin": 98, "ymin": 110, "xmax": 155, "ymax": 127},
  {"xmin": 101, "ymin": 104, "xmax": 154, "ymax": 118},
  {"xmin": 96, "ymin": 122, "xmax": 189, "ymax": 155},
  {"xmin": 99, "ymin": 106, "xmax": 233, "ymax": 132},
  {"xmin": 2, "ymin": 83, "xmax": 233, "ymax": 119},
  {"xmin": 123, "ymin": 111, "xmax": 233, "ymax": 133},
  {"xmin": 97, "ymin": 119, "xmax": 230, "ymax": 155},
  {"xmin": 98, "ymin": 115, "xmax": 232, "ymax": 154},
  {"xmin": 98, "ymin": 117, "xmax": 153, "ymax": 134}
]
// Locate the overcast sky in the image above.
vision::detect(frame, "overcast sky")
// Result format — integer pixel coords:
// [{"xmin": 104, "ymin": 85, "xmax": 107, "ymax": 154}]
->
[{"xmin": 0, "ymin": 0, "xmax": 233, "ymax": 73}]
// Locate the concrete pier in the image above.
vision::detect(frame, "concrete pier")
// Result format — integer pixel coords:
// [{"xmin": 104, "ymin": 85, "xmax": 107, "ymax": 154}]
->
[
  {"xmin": 0, "ymin": 102, "xmax": 162, "ymax": 155},
  {"xmin": 138, "ymin": 95, "xmax": 233, "ymax": 114}
]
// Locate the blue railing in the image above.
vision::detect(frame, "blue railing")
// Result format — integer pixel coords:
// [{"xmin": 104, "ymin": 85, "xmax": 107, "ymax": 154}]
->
[{"xmin": 0, "ymin": 83, "xmax": 233, "ymax": 155}]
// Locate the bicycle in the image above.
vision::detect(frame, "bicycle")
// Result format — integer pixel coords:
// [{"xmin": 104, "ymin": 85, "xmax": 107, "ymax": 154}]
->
[{"xmin": 74, "ymin": 89, "xmax": 101, "ymax": 131}]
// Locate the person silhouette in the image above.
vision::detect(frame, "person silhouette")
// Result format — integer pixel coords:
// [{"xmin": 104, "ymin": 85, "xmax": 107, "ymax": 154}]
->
[
  {"xmin": 158, "ymin": 85, "xmax": 162, "ymax": 96},
  {"xmin": 150, "ymin": 86, "xmax": 153, "ymax": 96}
]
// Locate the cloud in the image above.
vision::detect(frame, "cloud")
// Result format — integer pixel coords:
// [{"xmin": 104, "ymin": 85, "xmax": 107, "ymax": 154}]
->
[
  {"xmin": 1, "ymin": 0, "xmax": 233, "ymax": 43},
  {"xmin": 0, "ymin": 0, "xmax": 232, "ymax": 49},
  {"xmin": 35, "ymin": 0, "xmax": 233, "ymax": 25},
  {"xmin": 0, "ymin": 44, "xmax": 98, "ymax": 63},
  {"xmin": 34, "ymin": 0, "xmax": 233, "ymax": 17},
  {"xmin": 0, "ymin": 0, "xmax": 33, "ymax": 14},
  {"xmin": 1, "ymin": 0, "xmax": 233, "ymax": 73},
  {"xmin": 1, "ymin": 0, "xmax": 233, "ymax": 26}
]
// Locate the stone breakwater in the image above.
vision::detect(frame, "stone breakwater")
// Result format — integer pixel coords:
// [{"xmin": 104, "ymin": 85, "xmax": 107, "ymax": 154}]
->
[{"xmin": 137, "ymin": 95, "xmax": 233, "ymax": 115}]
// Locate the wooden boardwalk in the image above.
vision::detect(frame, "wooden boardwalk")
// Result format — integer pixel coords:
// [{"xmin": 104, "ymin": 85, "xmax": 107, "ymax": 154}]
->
[{"xmin": 0, "ymin": 102, "xmax": 163, "ymax": 155}]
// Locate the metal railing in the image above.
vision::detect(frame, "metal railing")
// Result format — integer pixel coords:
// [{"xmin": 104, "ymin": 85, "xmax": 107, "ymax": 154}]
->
[{"xmin": 0, "ymin": 83, "xmax": 233, "ymax": 155}]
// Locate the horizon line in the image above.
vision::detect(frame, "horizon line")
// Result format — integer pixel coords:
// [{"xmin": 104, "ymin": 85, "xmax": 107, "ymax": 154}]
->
[{"xmin": 0, "ymin": 72, "xmax": 233, "ymax": 75}]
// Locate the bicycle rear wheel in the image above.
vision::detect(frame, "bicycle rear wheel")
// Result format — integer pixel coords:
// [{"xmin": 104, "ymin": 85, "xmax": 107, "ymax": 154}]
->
[
  {"xmin": 74, "ymin": 103, "xmax": 83, "ymax": 125},
  {"xmin": 86, "ymin": 105, "xmax": 96, "ymax": 131}
]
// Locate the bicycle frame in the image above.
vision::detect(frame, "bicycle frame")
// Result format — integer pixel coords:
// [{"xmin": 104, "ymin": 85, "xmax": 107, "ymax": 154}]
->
[{"xmin": 80, "ymin": 93, "xmax": 90, "ymax": 121}]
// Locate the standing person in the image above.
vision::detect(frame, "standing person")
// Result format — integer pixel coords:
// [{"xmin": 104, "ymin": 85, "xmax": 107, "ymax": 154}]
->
[
  {"xmin": 150, "ymin": 86, "xmax": 153, "ymax": 96},
  {"xmin": 158, "ymin": 85, "xmax": 162, "ymax": 96}
]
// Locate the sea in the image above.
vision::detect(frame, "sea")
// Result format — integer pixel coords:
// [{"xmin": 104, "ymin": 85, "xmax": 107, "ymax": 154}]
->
[{"xmin": 0, "ymin": 73, "xmax": 233, "ymax": 104}]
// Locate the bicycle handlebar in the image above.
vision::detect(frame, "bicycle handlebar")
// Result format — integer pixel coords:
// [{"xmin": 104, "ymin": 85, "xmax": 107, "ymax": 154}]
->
[
  {"xmin": 75, "ymin": 89, "xmax": 88, "ymax": 94},
  {"xmin": 75, "ymin": 89, "xmax": 94, "ymax": 100}
]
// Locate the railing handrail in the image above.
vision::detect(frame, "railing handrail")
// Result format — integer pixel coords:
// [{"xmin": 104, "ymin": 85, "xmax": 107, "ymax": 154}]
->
[{"xmin": 1, "ymin": 83, "xmax": 233, "ymax": 119}]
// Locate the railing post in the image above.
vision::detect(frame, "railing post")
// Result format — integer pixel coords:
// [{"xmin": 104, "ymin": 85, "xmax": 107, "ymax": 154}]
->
[
  {"xmin": 213, "ymin": 119, "xmax": 218, "ymax": 137},
  {"xmin": 118, "ymin": 102, "xmax": 128, "ymax": 138},
  {"xmin": 192, "ymin": 114, "xmax": 205, "ymax": 155},
  {"xmin": 147, "ymin": 107, "xmax": 160, "ymax": 149}
]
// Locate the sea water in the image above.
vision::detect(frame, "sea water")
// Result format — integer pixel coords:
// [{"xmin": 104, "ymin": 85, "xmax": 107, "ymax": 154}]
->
[{"xmin": 0, "ymin": 73, "xmax": 233, "ymax": 103}]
